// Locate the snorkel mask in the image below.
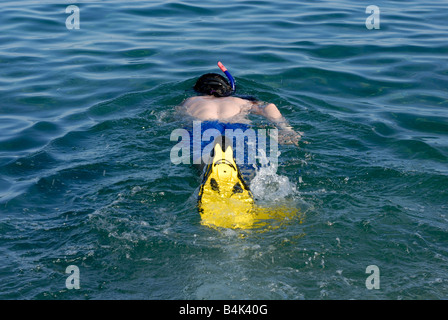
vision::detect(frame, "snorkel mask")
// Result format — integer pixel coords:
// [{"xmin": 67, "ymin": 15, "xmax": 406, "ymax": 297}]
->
[{"xmin": 193, "ymin": 61, "xmax": 236, "ymax": 97}]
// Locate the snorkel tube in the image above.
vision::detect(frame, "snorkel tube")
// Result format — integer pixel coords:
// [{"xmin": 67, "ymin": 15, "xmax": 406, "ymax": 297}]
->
[{"xmin": 218, "ymin": 61, "xmax": 236, "ymax": 93}]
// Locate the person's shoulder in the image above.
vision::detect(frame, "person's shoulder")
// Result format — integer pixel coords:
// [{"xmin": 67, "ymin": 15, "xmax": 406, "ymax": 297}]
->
[
  {"xmin": 228, "ymin": 96, "xmax": 254, "ymax": 105},
  {"xmin": 182, "ymin": 96, "xmax": 203, "ymax": 106},
  {"xmin": 184, "ymin": 96, "xmax": 200, "ymax": 102}
]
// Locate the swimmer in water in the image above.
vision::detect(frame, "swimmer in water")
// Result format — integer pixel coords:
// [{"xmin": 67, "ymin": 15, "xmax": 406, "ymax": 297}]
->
[
  {"xmin": 179, "ymin": 62, "xmax": 302, "ymax": 229},
  {"xmin": 180, "ymin": 62, "xmax": 302, "ymax": 146}
]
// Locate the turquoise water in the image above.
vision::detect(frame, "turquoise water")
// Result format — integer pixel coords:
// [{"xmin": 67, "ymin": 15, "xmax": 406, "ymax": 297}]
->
[{"xmin": 1, "ymin": 0, "xmax": 447, "ymax": 300}]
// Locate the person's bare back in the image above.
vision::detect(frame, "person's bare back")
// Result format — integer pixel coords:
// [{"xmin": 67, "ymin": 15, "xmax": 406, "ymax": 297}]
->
[{"xmin": 182, "ymin": 96, "xmax": 253, "ymax": 122}]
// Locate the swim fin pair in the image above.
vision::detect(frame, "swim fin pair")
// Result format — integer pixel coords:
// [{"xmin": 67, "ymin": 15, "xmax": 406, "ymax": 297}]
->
[{"xmin": 198, "ymin": 136, "xmax": 255, "ymax": 229}]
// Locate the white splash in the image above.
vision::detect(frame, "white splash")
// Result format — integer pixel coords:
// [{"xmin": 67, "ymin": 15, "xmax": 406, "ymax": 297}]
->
[{"xmin": 249, "ymin": 149, "xmax": 297, "ymax": 202}]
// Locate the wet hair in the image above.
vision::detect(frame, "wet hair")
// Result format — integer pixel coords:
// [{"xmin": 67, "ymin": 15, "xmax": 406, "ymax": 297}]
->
[{"xmin": 194, "ymin": 73, "xmax": 233, "ymax": 97}]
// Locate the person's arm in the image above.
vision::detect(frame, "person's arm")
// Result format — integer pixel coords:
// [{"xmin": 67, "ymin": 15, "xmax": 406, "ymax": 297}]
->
[{"xmin": 250, "ymin": 102, "xmax": 302, "ymax": 146}]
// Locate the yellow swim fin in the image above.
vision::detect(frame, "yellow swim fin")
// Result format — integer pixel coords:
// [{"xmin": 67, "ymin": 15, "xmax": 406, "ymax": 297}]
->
[{"xmin": 198, "ymin": 136, "xmax": 255, "ymax": 229}]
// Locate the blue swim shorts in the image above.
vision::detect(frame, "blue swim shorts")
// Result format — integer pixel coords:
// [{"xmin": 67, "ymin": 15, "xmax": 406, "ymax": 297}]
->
[{"xmin": 187, "ymin": 121, "xmax": 277, "ymax": 181}]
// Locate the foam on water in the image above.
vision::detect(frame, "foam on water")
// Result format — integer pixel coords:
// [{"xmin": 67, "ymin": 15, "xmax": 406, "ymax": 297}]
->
[{"xmin": 250, "ymin": 161, "xmax": 297, "ymax": 203}]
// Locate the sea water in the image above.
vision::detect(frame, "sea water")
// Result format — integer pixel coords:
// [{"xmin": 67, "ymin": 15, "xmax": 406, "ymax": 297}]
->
[{"xmin": 0, "ymin": 0, "xmax": 447, "ymax": 299}]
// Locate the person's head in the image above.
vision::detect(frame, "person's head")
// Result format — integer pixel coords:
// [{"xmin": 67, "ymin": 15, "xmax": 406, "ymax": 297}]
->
[{"xmin": 194, "ymin": 73, "xmax": 233, "ymax": 97}]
